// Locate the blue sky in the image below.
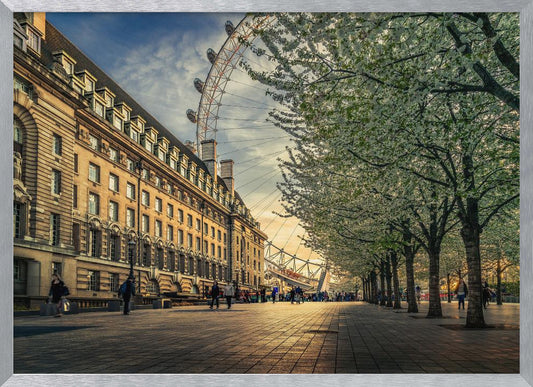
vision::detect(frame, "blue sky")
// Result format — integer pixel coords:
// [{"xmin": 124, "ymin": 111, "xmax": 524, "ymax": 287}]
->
[{"xmin": 46, "ymin": 13, "xmax": 316, "ymax": 261}]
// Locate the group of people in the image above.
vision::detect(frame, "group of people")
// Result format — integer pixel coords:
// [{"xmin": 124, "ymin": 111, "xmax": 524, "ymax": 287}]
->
[{"xmin": 208, "ymin": 281, "xmax": 237, "ymax": 310}]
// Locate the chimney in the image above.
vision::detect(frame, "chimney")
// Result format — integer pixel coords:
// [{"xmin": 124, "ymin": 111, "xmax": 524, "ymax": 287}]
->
[
  {"xmin": 220, "ymin": 159, "xmax": 234, "ymax": 197},
  {"xmin": 201, "ymin": 139, "xmax": 217, "ymax": 179}
]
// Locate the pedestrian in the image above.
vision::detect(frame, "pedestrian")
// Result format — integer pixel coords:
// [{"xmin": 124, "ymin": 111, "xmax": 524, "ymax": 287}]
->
[
  {"xmin": 224, "ymin": 282, "xmax": 234, "ymax": 309},
  {"xmin": 118, "ymin": 275, "xmax": 135, "ymax": 315},
  {"xmin": 455, "ymin": 278, "xmax": 468, "ymax": 310},
  {"xmin": 415, "ymin": 285, "xmax": 421, "ymax": 305},
  {"xmin": 48, "ymin": 273, "xmax": 67, "ymax": 317},
  {"xmin": 482, "ymin": 281, "xmax": 491, "ymax": 309},
  {"xmin": 290, "ymin": 288, "xmax": 296, "ymax": 304},
  {"xmin": 209, "ymin": 281, "xmax": 220, "ymax": 309},
  {"xmin": 271, "ymin": 288, "xmax": 277, "ymax": 303},
  {"xmin": 261, "ymin": 288, "xmax": 266, "ymax": 303}
]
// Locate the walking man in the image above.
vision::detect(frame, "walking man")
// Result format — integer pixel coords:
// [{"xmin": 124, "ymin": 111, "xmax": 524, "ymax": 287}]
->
[
  {"xmin": 119, "ymin": 276, "xmax": 135, "ymax": 315},
  {"xmin": 224, "ymin": 282, "xmax": 235, "ymax": 309},
  {"xmin": 210, "ymin": 281, "xmax": 220, "ymax": 309}
]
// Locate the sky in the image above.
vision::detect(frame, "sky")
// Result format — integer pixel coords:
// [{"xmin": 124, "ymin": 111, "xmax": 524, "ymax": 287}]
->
[{"xmin": 47, "ymin": 13, "xmax": 321, "ymax": 266}]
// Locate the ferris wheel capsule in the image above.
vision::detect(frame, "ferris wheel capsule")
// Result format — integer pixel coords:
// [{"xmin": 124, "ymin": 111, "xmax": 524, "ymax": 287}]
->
[
  {"xmin": 186, "ymin": 109, "xmax": 197, "ymax": 123},
  {"xmin": 225, "ymin": 20, "xmax": 235, "ymax": 36},
  {"xmin": 193, "ymin": 78, "xmax": 204, "ymax": 93},
  {"xmin": 207, "ymin": 48, "xmax": 217, "ymax": 64}
]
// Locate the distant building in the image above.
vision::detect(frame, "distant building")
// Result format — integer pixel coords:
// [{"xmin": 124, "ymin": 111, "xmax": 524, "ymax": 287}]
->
[{"xmin": 13, "ymin": 13, "xmax": 267, "ymax": 308}]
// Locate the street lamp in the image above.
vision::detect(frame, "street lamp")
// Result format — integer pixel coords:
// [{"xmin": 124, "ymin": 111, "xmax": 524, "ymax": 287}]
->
[{"xmin": 128, "ymin": 239, "xmax": 136, "ymax": 279}]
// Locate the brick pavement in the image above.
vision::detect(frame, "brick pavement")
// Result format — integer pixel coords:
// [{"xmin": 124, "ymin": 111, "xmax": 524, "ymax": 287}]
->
[{"xmin": 13, "ymin": 300, "xmax": 519, "ymax": 374}]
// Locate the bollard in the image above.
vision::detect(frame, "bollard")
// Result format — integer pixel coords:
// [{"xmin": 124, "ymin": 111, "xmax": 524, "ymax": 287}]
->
[{"xmin": 39, "ymin": 303, "xmax": 57, "ymax": 316}]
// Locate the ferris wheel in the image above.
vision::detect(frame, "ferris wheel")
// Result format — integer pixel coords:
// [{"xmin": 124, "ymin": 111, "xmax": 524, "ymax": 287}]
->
[
  {"xmin": 186, "ymin": 14, "xmax": 272, "ymax": 155},
  {"xmin": 186, "ymin": 14, "xmax": 328, "ymax": 285}
]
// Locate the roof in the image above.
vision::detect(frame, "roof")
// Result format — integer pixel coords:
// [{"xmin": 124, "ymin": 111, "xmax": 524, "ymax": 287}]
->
[{"xmin": 42, "ymin": 20, "xmax": 230, "ymax": 190}]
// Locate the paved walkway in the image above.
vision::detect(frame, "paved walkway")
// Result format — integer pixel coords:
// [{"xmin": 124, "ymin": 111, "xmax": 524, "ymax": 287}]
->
[{"xmin": 13, "ymin": 301, "xmax": 519, "ymax": 374}]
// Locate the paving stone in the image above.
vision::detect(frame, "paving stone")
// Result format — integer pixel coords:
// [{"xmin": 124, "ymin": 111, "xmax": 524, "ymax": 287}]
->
[{"xmin": 13, "ymin": 301, "xmax": 518, "ymax": 374}]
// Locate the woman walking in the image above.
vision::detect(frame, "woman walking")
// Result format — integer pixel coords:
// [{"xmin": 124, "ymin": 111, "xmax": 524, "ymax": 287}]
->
[{"xmin": 48, "ymin": 273, "xmax": 66, "ymax": 317}]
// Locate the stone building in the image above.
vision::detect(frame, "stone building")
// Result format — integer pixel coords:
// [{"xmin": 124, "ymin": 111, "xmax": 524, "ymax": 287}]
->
[{"xmin": 13, "ymin": 13, "xmax": 267, "ymax": 308}]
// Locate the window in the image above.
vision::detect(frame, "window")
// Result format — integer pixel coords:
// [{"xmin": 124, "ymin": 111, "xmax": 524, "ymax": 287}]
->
[
  {"xmin": 167, "ymin": 204, "xmax": 174, "ymax": 218},
  {"xmin": 88, "ymin": 163, "xmax": 100, "ymax": 183},
  {"xmin": 167, "ymin": 184, "xmax": 174, "ymax": 195},
  {"xmin": 130, "ymin": 130, "xmax": 138, "ymax": 143},
  {"xmin": 51, "ymin": 169, "xmax": 61, "ymax": 195},
  {"xmin": 52, "ymin": 262, "xmax": 63, "ymax": 277},
  {"xmin": 85, "ymin": 78, "xmax": 94, "ymax": 93},
  {"xmin": 127, "ymin": 159, "xmax": 135, "ymax": 172},
  {"xmin": 217, "ymin": 230, "xmax": 221, "ymax": 241},
  {"xmin": 73, "ymin": 185, "xmax": 78, "ymax": 208},
  {"xmin": 211, "ymin": 243, "xmax": 215, "ymax": 256},
  {"xmin": 126, "ymin": 183, "xmax": 135, "ymax": 200},
  {"xmin": 211, "ymin": 226, "xmax": 215, "ymax": 238},
  {"xmin": 113, "ymin": 115, "xmax": 123, "ymax": 131},
  {"xmin": 14, "ymin": 118, "xmax": 23, "ymax": 154},
  {"xmin": 89, "ymin": 134, "xmax": 99, "ymax": 151},
  {"xmin": 178, "ymin": 209, "xmax": 184, "ymax": 223},
  {"xmin": 178, "ymin": 230, "xmax": 184, "ymax": 245},
  {"xmin": 74, "ymin": 153, "xmax": 78, "ymax": 173},
  {"xmin": 142, "ymin": 191, "xmax": 150, "ymax": 207},
  {"xmin": 217, "ymin": 246, "xmax": 221, "ymax": 258},
  {"xmin": 170, "ymin": 159, "xmax": 177, "ymax": 170},
  {"xmin": 13, "ymin": 202, "xmax": 23, "ymax": 238},
  {"xmin": 109, "ymin": 148, "xmax": 119, "ymax": 162},
  {"xmin": 88, "ymin": 193, "xmax": 99, "ymax": 215},
  {"xmin": 53, "ymin": 134, "xmax": 62, "ymax": 156},
  {"xmin": 195, "ymin": 238, "xmax": 201, "ymax": 252},
  {"xmin": 157, "ymin": 248, "xmax": 164, "ymax": 270},
  {"xmin": 108, "ymin": 201, "xmax": 118, "ymax": 221},
  {"xmin": 145, "ymin": 141, "xmax": 153, "ymax": 153},
  {"xmin": 204, "ymin": 240, "xmax": 208, "ymax": 254},
  {"xmin": 155, "ymin": 198, "xmax": 162, "ymax": 212},
  {"xmin": 167, "ymin": 225, "xmax": 174, "ymax": 241},
  {"xmin": 88, "ymin": 229, "xmax": 100, "ymax": 257},
  {"xmin": 50, "ymin": 214, "xmax": 60, "ymax": 245},
  {"xmin": 203, "ymin": 223, "xmax": 208, "ymax": 234},
  {"xmin": 187, "ymin": 234, "xmax": 193, "ymax": 248},
  {"xmin": 142, "ymin": 215, "xmax": 149, "ymax": 233},
  {"xmin": 126, "ymin": 208, "xmax": 135, "ymax": 228},
  {"xmin": 187, "ymin": 214, "xmax": 193, "ymax": 227},
  {"xmin": 223, "ymin": 233, "xmax": 227, "ymax": 243},
  {"xmin": 168, "ymin": 251, "xmax": 175, "ymax": 271},
  {"xmin": 109, "ymin": 174, "xmax": 119, "ymax": 192},
  {"xmin": 142, "ymin": 243, "xmax": 150, "ymax": 266},
  {"xmin": 27, "ymin": 28, "xmax": 40, "ymax": 53},
  {"xmin": 95, "ymin": 102, "xmax": 104, "ymax": 117},
  {"xmin": 158, "ymin": 150, "xmax": 165, "ymax": 162},
  {"xmin": 196, "ymin": 219, "xmax": 201, "ymax": 231},
  {"xmin": 155, "ymin": 220, "xmax": 162, "ymax": 237},
  {"xmin": 87, "ymin": 270, "xmax": 100, "ymax": 291},
  {"xmin": 142, "ymin": 168, "xmax": 149, "ymax": 180},
  {"xmin": 155, "ymin": 176, "xmax": 161, "ymax": 187},
  {"xmin": 110, "ymin": 273, "xmax": 119, "ymax": 292},
  {"xmin": 110, "ymin": 235, "xmax": 120, "ymax": 261},
  {"xmin": 105, "ymin": 94, "xmax": 113, "ymax": 108}
]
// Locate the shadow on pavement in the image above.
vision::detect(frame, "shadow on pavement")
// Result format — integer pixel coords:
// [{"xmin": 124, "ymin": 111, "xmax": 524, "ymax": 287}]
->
[{"xmin": 14, "ymin": 325, "xmax": 97, "ymax": 338}]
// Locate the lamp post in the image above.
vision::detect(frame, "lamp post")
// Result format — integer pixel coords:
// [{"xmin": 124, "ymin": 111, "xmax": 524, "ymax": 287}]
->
[{"xmin": 128, "ymin": 239, "xmax": 136, "ymax": 279}]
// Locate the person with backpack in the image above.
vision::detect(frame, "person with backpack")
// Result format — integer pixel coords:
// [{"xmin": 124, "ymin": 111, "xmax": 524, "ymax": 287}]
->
[
  {"xmin": 118, "ymin": 276, "xmax": 135, "ymax": 315},
  {"xmin": 209, "ymin": 281, "xmax": 220, "ymax": 309},
  {"xmin": 48, "ymin": 273, "xmax": 67, "ymax": 317}
]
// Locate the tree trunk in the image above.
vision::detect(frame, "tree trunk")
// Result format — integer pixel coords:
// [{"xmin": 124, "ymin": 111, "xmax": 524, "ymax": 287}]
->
[
  {"xmin": 497, "ymin": 258, "xmax": 503, "ymax": 305},
  {"xmin": 447, "ymin": 273, "xmax": 452, "ymax": 303},
  {"xmin": 391, "ymin": 251, "xmax": 402, "ymax": 309},
  {"xmin": 369, "ymin": 272, "xmax": 377, "ymax": 304},
  {"xmin": 426, "ymin": 249, "xmax": 443, "ymax": 318},
  {"xmin": 379, "ymin": 261, "xmax": 386, "ymax": 306},
  {"xmin": 460, "ymin": 211, "xmax": 486, "ymax": 328},
  {"xmin": 404, "ymin": 233, "xmax": 418, "ymax": 313},
  {"xmin": 385, "ymin": 257, "xmax": 393, "ymax": 307}
]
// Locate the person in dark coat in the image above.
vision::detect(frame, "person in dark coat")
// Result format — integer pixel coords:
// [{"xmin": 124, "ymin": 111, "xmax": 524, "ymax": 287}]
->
[
  {"xmin": 290, "ymin": 288, "xmax": 296, "ymax": 304},
  {"xmin": 119, "ymin": 276, "xmax": 135, "ymax": 315},
  {"xmin": 210, "ymin": 281, "xmax": 220, "ymax": 309},
  {"xmin": 48, "ymin": 273, "xmax": 65, "ymax": 317}
]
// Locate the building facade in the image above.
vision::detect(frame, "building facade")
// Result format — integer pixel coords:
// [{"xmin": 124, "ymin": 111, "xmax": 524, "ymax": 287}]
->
[{"xmin": 13, "ymin": 13, "xmax": 267, "ymax": 307}]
